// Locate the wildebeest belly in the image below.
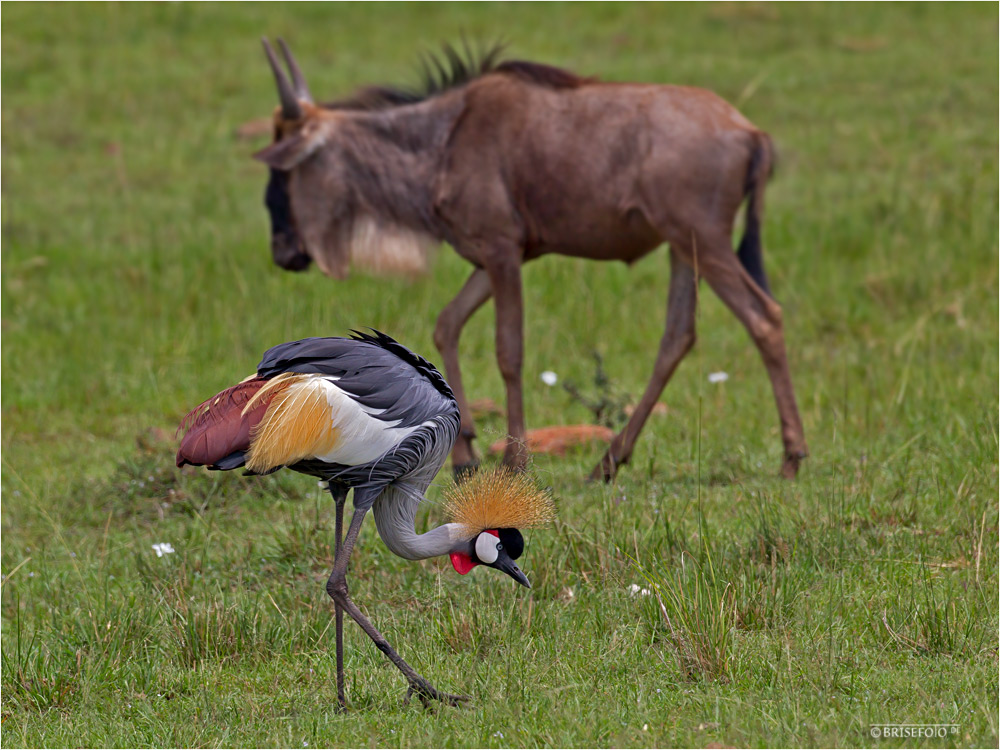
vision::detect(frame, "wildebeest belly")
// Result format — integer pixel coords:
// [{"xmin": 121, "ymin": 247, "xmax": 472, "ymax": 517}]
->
[{"xmin": 518, "ymin": 186, "xmax": 663, "ymax": 263}]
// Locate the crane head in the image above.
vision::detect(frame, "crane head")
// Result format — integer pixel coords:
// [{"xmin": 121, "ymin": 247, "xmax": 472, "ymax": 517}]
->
[
  {"xmin": 442, "ymin": 466, "xmax": 556, "ymax": 589},
  {"xmin": 450, "ymin": 528, "xmax": 530, "ymax": 587}
]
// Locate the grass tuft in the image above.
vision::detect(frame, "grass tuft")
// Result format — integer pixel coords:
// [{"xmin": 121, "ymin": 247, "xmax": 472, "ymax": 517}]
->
[{"xmin": 635, "ymin": 550, "xmax": 737, "ymax": 682}]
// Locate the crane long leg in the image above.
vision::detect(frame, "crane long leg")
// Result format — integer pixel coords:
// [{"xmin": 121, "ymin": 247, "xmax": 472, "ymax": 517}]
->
[
  {"xmin": 329, "ymin": 484, "xmax": 348, "ymax": 709},
  {"xmin": 325, "ymin": 506, "xmax": 470, "ymax": 708}
]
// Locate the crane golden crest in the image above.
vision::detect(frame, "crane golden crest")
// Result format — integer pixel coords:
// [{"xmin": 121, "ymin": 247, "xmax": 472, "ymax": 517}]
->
[{"xmin": 443, "ymin": 466, "xmax": 555, "ymax": 538}]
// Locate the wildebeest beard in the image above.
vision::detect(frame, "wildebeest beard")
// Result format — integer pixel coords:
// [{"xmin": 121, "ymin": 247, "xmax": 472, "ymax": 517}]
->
[
  {"xmin": 263, "ymin": 164, "xmax": 436, "ymax": 278},
  {"xmin": 265, "ymin": 168, "xmax": 311, "ymax": 272}
]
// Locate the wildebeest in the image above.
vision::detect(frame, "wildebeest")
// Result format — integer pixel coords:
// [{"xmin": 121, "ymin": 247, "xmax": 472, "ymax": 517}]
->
[{"xmin": 255, "ymin": 39, "xmax": 808, "ymax": 481}]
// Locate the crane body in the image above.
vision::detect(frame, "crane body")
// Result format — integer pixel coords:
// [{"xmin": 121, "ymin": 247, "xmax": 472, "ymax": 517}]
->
[{"xmin": 176, "ymin": 331, "xmax": 551, "ymax": 707}]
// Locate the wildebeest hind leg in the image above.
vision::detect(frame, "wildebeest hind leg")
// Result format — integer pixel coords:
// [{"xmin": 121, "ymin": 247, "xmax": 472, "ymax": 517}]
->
[
  {"xmin": 591, "ymin": 249, "xmax": 697, "ymax": 481},
  {"xmin": 695, "ymin": 234, "xmax": 808, "ymax": 478}
]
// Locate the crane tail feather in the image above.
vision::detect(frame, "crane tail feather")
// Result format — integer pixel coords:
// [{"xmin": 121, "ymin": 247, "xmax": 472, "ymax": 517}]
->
[{"xmin": 176, "ymin": 377, "xmax": 270, "ymax": 469}]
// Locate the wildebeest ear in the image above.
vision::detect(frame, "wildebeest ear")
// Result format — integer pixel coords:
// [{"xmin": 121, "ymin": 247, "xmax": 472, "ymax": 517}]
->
[{"xmin": 253, "ymin": 128, "xmax": 325, "ymax": 170}]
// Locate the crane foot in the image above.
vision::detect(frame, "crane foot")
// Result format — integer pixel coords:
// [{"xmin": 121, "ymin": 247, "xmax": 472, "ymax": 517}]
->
[{"xmin": 404, "ymin": 680, "xmax": 470, "ymax": 709}]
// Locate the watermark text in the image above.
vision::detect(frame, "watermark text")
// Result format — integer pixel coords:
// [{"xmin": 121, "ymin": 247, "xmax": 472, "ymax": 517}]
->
[{"xmin": 869, "ymin": 724, "xmax": 959, "ymax": 740}]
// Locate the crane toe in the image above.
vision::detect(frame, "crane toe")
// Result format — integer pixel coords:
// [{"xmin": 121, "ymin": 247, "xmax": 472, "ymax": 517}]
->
[{"xmin": 404, "ymin": 680, "xmax": 471, "ymax": 709}]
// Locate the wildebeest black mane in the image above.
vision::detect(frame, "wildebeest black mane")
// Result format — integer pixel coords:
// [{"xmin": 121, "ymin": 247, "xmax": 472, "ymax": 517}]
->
[{"xmin": 326, "ymin": 42, "xmax": 591, "ymax": 111}]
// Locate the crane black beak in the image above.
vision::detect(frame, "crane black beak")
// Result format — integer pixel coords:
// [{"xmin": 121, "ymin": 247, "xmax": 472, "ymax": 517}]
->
[{"xmin": 494, "ymin": 555, "xmax": 531, "ymax": 588}]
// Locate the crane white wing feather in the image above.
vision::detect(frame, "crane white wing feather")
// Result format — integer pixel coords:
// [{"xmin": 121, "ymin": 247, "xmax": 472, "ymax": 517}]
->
[{"xmin": 246, "ymin": 374, "xmax": 420, "ymax": 473}]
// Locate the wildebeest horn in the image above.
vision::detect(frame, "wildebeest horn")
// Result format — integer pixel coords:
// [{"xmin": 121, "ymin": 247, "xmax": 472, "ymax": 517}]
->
[
  {"xmin": 261, "ymin": 37, "xmax": 302, "ymax": 120},
  {"xmin": 277, "ymin": 38, "xmax": 313, "ymax": 104}
]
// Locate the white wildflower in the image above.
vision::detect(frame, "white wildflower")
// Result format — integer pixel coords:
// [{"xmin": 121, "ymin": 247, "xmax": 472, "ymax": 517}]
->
[
  {"xmin": 708, "ymin": 371, "xmax": 729, "ymax": 384},
  {"xmin": 151, "ymin": 543, "xmax": 175, "ymax": 558},
  {"xmin": 627, "ymin": 584, "xmax": 651, "ymax": 597},
  {"xmin": 540, "ymin": 370, "xmax": 558, "ymax": 386}
]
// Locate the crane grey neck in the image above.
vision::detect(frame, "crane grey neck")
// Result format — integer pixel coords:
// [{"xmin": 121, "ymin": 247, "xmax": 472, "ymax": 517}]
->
[{"xmin": 371, "ymin": 482, "xmax": 468, "ymax": 560}]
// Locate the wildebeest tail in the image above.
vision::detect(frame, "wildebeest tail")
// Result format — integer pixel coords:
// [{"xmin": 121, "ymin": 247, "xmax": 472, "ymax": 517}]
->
[{"xmin": 736, "ymin": 131, "xmax": 774, "ymax": 297}]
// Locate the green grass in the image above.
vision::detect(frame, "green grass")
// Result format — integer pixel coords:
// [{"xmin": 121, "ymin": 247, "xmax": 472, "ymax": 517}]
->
[{"xmin": 2, "ymin": 2, "xmax": 997, "ymax": 747}]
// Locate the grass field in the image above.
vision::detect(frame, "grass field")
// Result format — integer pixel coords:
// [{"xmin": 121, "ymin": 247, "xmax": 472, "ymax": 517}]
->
[{"xmin": 2, "ymin": 3, "xmax": 998, "ymax": 747}]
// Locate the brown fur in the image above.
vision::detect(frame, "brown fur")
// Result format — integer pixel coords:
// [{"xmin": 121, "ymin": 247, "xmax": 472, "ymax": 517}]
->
[{"xmin": 488, "ymin": 425, "xmax": 615, "ymax": 457}]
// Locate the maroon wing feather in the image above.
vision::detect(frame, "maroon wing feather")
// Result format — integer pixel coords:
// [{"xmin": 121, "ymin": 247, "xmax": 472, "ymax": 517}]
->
[{"xmin": 176, "ymin": 378, "xmax": 270, "ymax": 468}]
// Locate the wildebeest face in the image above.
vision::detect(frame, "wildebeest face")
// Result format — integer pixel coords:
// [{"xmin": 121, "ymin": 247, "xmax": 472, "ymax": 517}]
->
[
  {"xmin": 255, "ymin": 109, "xmax": 358, "ymax": 279},
  {"xmin": 264, "ymin": 167, "xmax": 311, "ymax": 272},
  {"xmin": 255, "ymin": 38, "xmax": 434, "ymax": 281},
  {"xmin": 256, "ymin": 38, "xmax": 356, "ymax": 280}
]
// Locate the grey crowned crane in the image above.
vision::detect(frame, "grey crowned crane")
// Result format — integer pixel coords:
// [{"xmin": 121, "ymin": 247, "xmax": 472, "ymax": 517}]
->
[{"xmin": 176, "ymin": 331, "xmax": 554, "ymax": 707}]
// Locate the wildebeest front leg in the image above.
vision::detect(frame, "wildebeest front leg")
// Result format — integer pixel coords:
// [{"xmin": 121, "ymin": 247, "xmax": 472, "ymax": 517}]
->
[
  {"xmin": 433, "ymin": 269, "xmax": 493, "ymax": 479},
  {"xmin": 592, "ymin": 249, "xmax": 698, "ymax": 481},
  {"xmin": 485, "ymin": 257, "xmax": 528, "ymax": 471}
]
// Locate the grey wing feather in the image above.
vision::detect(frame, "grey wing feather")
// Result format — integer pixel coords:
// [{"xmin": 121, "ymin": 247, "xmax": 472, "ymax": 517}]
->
[
  {"xmin": 257, "ymin": 332, "xmax": 455, "ymax": 426},
  {"xmin": 263, "ymin": 332, "xmax": 460, "ymax": 499}
]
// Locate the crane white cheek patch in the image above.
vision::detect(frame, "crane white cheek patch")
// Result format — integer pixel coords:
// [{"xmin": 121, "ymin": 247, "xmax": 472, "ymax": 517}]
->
[{"xmin": 475, "ymin": 532, "xmax": 500, "ymax": 564}]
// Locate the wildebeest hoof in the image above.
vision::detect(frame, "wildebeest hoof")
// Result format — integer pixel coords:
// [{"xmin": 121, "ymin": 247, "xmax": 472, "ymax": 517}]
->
[
  {"xmin": 780, "ymin": 449, "xmax": 808, "ymax": 479},
  {"xmin": 453, "ymin": 461, "xmax": 480, "ymax": 483},
  {"xmin": 501, "ymin": 456, "xmax": 529, "ymax": 474},
  {"xmin": 587, "ymin": 464, "xmax": 612, "ymax": 483},
  {"xmin": 588, "ymin": 452, "xmax": 624, "ymax": 483}
]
